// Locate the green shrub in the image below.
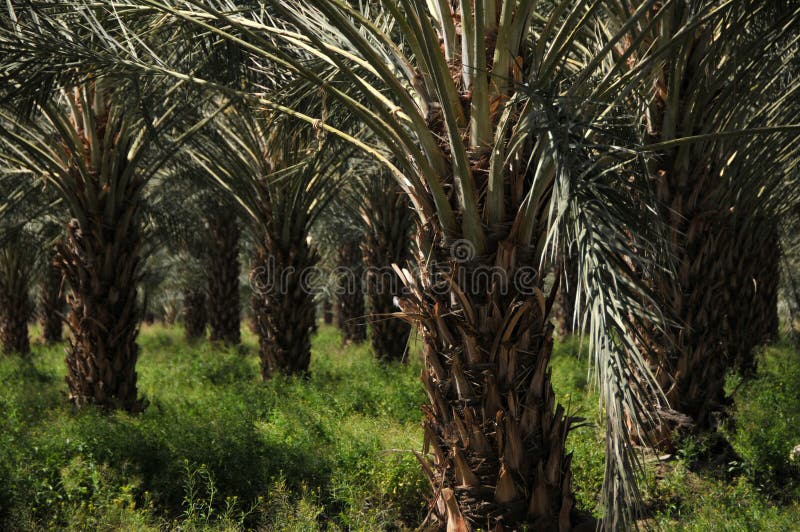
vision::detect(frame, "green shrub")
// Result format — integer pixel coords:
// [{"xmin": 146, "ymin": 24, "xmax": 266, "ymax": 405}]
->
[
  {"xmin": 727, "ymin": 342, "xmax": 800, "ymax": 501},
  {"xmin": 656, "ymin": 476, "xmax": 800, "ymax": 531},
  {"xmin": 0, "ymin": 325, "xmax": 427, "ymax": 530}
]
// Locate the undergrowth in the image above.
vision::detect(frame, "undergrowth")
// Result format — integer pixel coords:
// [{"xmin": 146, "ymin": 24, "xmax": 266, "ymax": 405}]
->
[{"xmin": 0, "ymin": 326, "xmax": 798, "ymax": 530}]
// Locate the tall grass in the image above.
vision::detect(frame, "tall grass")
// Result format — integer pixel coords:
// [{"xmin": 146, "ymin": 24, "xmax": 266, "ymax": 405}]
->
[
  {"xmin": 0, "ymin": 326, "xmax": 798, "ymax": 530},
  {"xmin": 0, "ymin": 325, "xmax": 426, "ymax": 530}
]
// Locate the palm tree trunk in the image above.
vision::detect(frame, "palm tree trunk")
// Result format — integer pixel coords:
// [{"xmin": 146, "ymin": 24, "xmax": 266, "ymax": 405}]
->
[
  {"xmin": 729, "ymin": 221, "xmax": 780, "ymax": 377},
  {"xmin": 0, "ymin": 280, "xmax": 31, "ymax": 356},
  {"xmin": 361, "ymin": 176, "xmax": 414, "ymax": 361},
  {"xmin": 322, "ymin": 298, "xmax": 333, "ymax": 325},
  {"xmin": 58, "ymin": 217, "xmax": 144, "ymax": 412},
  {"xmin": 183, "ymin": 288, "xmax": 208, "ymax": 341},
  {"xmin": 643, "ymin": 167, "xmax": 734, "ymax": 443},
  {"xmin": 253, "ymin": 241, "xmax": 318, "ymax": 378},
  {"xmin": 366, "ymin": 279, "xmax": 411, "ymax": 361},
  {"xmin": 402, "ymin": 237, "xmax": 574, "ymax": 530},
  {"xmin": 364, "ymin": 241, "xmax": 411, "ymax": 360},
  {"xmin": 628, "ymin": 3, "xmax": 790, "ymax": 445},
  {"xmin": 555, "ymin": 253, "xmax": 579, "ymax": 338},
  {"xmin": 40, "ymin": 260, "xmax": 65, "ymax": 344},
  {"xmin": 646, "ymin": 207, "xmax": 780, "ymax": 442},
  {"xmin": 333, "ymin": 299, "xmax": 343, "ymax": 329},
  {"xmin": 0, "ymin": 246, "xmax": 33, "ymax": 355},
  {"xmin": 336, "ymin": 239, "xmax": 366, "ymax": 345},
  {"xmin": 207, "ymin": 214, "xmax": 241, "ymax": 345}
]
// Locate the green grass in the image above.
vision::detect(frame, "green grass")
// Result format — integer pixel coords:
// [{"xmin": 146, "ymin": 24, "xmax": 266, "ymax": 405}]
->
[
  {"xmin": 0, "ymin": 325, "xmax": 799, "ymax": 530},
  {"xmin": 0, "ymin": 325, "xmax": 426, "ymax": 530},
  {"xmin": 549, "ymin": 335, "xmax": 800, "ymax": 529}
]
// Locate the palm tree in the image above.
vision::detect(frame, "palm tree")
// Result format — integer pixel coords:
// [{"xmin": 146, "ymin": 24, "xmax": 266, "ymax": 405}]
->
[
  {"xmin": 40, "ymin": 258, "xmax": 65, "ymax": 344},
  {"xmin": 150, "ymin": 4, "xmax": 668, "ymax": 528},
  {"xmin": 187, "ymin": 106, "xmax": 344, "ymax": 378},
  {"xmin": 605, "ymin": 1, "xmax": 800, "ymax": 440},
  {"xmin": 0, "ymin": 167, "xmax": 53, "ymax": 354},
  {"xmin": 0, "ymin": 1, "xmax": 747, "ymax": 527},
  {"xmin": 316, "ymin": 208, "xmax": 369, "ymax": 345},
  {"xmin": 5, "ymin": 84, "xmax": 149, "ymax": 410},
  {"xmin": 181, "ymin": 288, "xmax": 207, "ymax": 340},
  {"xmin": 154, "ymin": 157, "xmax": 246, "ymax": 344},
  {"xmin": 0, "ymin": 76, "xmax": 205, "ymax": 411},
  {"xmin": 356, "ymin": 168, "xmax": 414, "ymax": 361},
  {"xmin": 144, "ymin": 171, "xmax": 218, "ymax": 342},
  {"xmin": 0, "ymin": 227, "xmax": 36, "ymax": 355},
  {"xmin": 319, "ymin": 164, "xmax": 415, "ymax": 359},
  {"xmin": 206, "ymin": 209, "xmax": 242, "ymax": 345},
  {"xmin": 36, "ymin": 221, "xmax": 67, "ymax": 345},
  {"xmin": 313, "ymin": 163, "xmax": 412, "ymax": 357},
  {"xmin": 335, "ymin": 237, "xmax": 367, "ymax": 345}
]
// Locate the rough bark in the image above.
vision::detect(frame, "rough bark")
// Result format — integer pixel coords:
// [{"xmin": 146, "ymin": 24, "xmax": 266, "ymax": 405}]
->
[
  {"xmin": 0, "ymin": 280, "xmax": 31, "ymax": 356},
  {"xmin": 554, "ymin": 252, "xmax": 579, "ymax": 338},
  {"xmin": 0, "ymin": 245, "xmax": 34, "ymax": 355},
  {"xmin": 636, "ymin": 157, "xmax": 735, "ymax": 446},
  {"xmin": 729, "ymin": 221, "xmax": 780, "ymax": 377},
  {"xmin": 58, "ymin": 216, "xmax": 144, "ymax": 412},
  {"xmin": 207, "ymin": 214, "xmax": 241, "ymax": 345},
  {"xmin": 629, "ymin": 5, "xmax": 789, "ymax": 448},
  {"xmin": 361, "ymin": 177, "xmax": 414, "ymax": 361},
  {"xmin": 252, "ymin": 240, "xmax": 318, "ymax": 379},
  {"xmin": 322, "ymin": 298, "xmax": 334, "ymax": 325},
  {"xmin": 641, "ymin": 216, "xmax": 780, "ymax": 446},
  {"xmin": 40, "ymin": 260, "xmax": 65, "ymax": 344},
  {"xmin": 333, "ymin": 298, "xmax": 343, "ymax": 329},
  {"xmin": 632, "ymin": 15, "xmax": 739, "ymax": 442},
  {"xmin": 643, "ymin": 164, "xmax": 780, "ymax": 444},
  {"xmin": 183, "ymin": 288, "xmax": 208, "ymax": 341},
  {"xmin": 366, "ymin": 281, "xmax": 411, "ymax": 361},
  {"xmin": 400, "ymin": 235, "xmax": 575, "ymax": 530},
  {"xmin": 641, "ymin": 188, "xmax": 781, "ymax": 447},
  {"xmin": 336, "ymin": 239, "xmax": 367, "ymax": 345}
]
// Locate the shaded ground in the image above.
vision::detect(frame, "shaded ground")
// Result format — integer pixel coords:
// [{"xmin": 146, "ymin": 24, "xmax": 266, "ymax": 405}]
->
[{"xmin": 0, "ymin": 325, "xmax": 798, "ymax": 530}]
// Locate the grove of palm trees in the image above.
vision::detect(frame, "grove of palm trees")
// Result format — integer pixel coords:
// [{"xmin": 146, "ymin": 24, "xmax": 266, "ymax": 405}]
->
[{"xmin": 1, "ymin": 1, "xmax": 799, "ymax": 530}]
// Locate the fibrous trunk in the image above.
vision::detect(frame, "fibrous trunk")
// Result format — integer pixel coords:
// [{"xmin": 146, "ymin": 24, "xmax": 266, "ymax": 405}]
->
[
  {"xmin": 554, "ymin": 252, "xmax": 579, "ymax": 338},
  {"xmin": 253, "ymin": 240, "xmax": 318, "ymax": 378},
  {"xmin": 183, "ymin": 288, "xmax": 208, "ymax": 341},
  {"xmin": 400, "ymin": 235, "xmax": 574, "ymax": 530},
  {"xmin": 40, "ymin": 260, "xmax": 65, "ymax": 344},
  {"xmin": 644, "ymin": 176, "xmax": 777, "ymax": 442},
  {"xmin": 361, "ymin": 177, "xmax": 414, "ymax": 361},
  {"xmin": 0, "ymin": 274, "xmax": 31, "ymax": 356},
  {"xmin": 645, "ymin": 212, "xmax": 775, "ymax": 442},
  {"xmin": 729, "ymin": 220, "xmax": 780, "ymax": 377},
  {"xmin": 333, "ymin": 299, "xmax": 343, "ymax": 329},
  {"xmin": 633, "ymin": 5, "xmax": 786, "ymax": 444},
  {"xmin": 645, "ymin": 152, "xmax": 775, "ymax": 441},
  {"xmin": 59, "ymin": 216, "xmax": 144, "ymax": 412},
  {"xmin": 207, "ymin": 214, "xmax": 241, "ymax": 345},
  {"xmin": 322, "ymin": 298, "xmax": 333, "ymax": 325},
  {"xmin": 644, "ymin": 175, "xmax": 732, "ymax": 442},
  {"xmin": 336, "ymin": 239, "xmax": 366, "ymax": 345},
  {"xmin": 365, "ymin": 271, "xmax": 411, "ymax": 361}
]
